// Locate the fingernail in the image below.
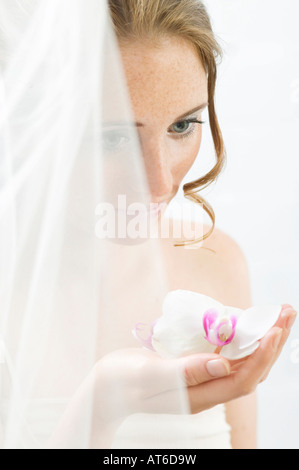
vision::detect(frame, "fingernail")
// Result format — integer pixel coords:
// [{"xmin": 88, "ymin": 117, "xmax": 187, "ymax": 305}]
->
[
  {"xmin": 282, "ymin": 309, "xmax": 297, "ymax": 330},
  {"xmin": 206, "ymin": 359, "xmax": 230, "ymax": 378},
  {"xmin": 272, "ymin": 329, "xmax": 283, "ymax": 351}
]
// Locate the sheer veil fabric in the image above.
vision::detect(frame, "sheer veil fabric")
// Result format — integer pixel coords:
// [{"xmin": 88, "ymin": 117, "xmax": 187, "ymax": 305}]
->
[
  {"xmin": 0, "ymin": 0, "xmax": 232, "ymax": 449},
  {"xmin": 0, "ymin": 0, "xmax": 197, "ymax": 449}
]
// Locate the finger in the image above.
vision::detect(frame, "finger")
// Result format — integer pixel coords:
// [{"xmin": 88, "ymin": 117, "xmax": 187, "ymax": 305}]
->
[
  {"xmin": 259, "ymin": 307, "xmax": 297, "ymax": 382},
  {"xmin": 276, "ymin": 306, "xmax": 297, "ymax": 356},
  {"xmin": 179, "ymin": 353, "xmax": 231, "ymax": 386},
  {"xmin": 275, "ymin": 305, "xmax": 297, "ymax": 330},
  {"xmin": 231, "ymin": 326, "xmax": 282, "ymax": 389},
  {"xmin": 143, "ymin": 353, "xmax": 231, "ymax": 414},
  {"xmin": 138, "ymin": 352, "xmax": 229, "ymax": 414}
]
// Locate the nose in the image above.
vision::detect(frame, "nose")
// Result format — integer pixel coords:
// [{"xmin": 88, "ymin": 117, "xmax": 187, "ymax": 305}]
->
[{"xmin": 142, "ymin": 139, "xmax": 174, "ymax": 203}]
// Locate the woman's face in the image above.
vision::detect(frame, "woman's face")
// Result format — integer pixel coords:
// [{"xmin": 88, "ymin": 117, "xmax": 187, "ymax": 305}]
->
[{"xmin": 119, "ymin": 36, "xmax": 208, "ymax": 207}]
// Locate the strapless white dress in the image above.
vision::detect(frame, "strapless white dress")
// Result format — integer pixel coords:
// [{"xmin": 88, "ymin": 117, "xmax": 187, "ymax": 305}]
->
[
  {"xmin": 0, "ymin": 400, "xmax": 232, "ymax": 449},
  {"xmin": 112, "ymin": 406, "xmax": 232, "ymax": 449}
]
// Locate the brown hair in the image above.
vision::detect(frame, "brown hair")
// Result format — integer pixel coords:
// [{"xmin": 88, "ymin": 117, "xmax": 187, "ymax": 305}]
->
[{"xmin": 108, "ymin": 0, "xmax": 226, "ymax": 247}]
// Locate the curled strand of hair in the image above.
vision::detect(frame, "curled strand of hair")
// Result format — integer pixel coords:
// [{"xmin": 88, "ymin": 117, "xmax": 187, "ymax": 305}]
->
[{"xmin": 173, "ymin": 193, "xmax": 215, "ymax": 248}]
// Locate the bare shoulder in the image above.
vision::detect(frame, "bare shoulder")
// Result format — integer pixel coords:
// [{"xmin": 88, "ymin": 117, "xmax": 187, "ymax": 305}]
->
[
  {"xmin": 202, "ymin": 224, "xmax": 249, "ymax": 267},
  {"xmin": 162, "ymin": 221, "xmax": 252, "ymax": 309},
  {"xmin": 198, "ymin": 225, "xmax": 252, "ymax": 308}
]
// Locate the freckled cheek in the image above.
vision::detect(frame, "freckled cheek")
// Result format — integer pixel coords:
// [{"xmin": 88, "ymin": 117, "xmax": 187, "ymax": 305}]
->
[{"xmin": 171, "ymin": 130, "xmax": 202, "ymax": 181}]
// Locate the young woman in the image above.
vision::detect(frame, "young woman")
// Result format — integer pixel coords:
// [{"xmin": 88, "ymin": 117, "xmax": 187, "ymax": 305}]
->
[
  {"xmin": 102, "ymin": 0, "xmax": 297, "ymax": 449},
  {"xmin": 0, "ymin": 0, "xmax": 296, "ymax": 450}
]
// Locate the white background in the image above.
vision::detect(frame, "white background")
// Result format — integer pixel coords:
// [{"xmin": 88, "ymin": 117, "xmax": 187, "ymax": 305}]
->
[{"xmin": 171, "ymin": 0, "xmax": 299, "ymax": 449}]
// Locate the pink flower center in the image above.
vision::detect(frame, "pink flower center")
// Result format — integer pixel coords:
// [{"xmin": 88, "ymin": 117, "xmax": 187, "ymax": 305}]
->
[{"xmin": 203, "ymin": 309, "xmax": 237, "ymax": 347}]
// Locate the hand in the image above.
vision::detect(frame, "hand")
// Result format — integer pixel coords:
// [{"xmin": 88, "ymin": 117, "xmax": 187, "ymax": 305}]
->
[
  {"xmin": 93, "ymin": 305, "xmax": 296, "ymax": 417},
  {"xmin": 185, "ymin": 304, "xmax": 297, "ymax": 413},
  {"xmin": 50, "ymin": 304, "xmax": 296, "ymax": 448}
]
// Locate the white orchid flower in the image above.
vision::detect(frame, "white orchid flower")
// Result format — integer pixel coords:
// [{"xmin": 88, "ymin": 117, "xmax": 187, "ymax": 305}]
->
[{"xmin": 133, "ymin": 290, "xmax": 282, "ymax": 360}]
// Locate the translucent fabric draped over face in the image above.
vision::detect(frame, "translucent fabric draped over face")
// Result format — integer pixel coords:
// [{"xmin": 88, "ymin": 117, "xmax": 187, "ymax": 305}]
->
[{"xmin": 0, "ymin": 0, "xmax": 191, "ymax": 448}]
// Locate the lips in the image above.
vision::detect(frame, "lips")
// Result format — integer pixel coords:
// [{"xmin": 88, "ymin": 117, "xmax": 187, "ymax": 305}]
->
[
  {"xmin": 146, "ymin": 202, "xmax": 166, "ymax": 213},
  {"xmin": 150, "ymin": 201, "xmax": 168, "ymax": 212}
]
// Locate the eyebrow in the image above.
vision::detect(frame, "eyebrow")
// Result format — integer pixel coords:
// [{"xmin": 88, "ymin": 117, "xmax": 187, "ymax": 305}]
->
[
  {"xmin": 135, "ymin": 102, "xmax": 209, "ymax": 127},
  {"xmin": 103, "ymin": 103, "xmax": 209, "ymax": 128}
]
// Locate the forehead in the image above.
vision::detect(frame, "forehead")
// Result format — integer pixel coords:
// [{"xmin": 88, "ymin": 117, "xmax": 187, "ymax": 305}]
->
[{"xmin": 120, "ymin": 36, "xmax": 208, "ymax": 123}]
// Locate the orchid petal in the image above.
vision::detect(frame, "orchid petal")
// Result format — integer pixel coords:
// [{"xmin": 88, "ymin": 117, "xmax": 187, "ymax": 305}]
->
[
  {"xmin": 162, "ymin": 289, "xmax": 224, "ymax": 321},
  {"xmin": 135, "ymin": 290, "xmax": 283, "ymax": 361},
  {"xmin": 132, "ymin": 322, "xmax": 155, "ymax": 351},
  {"xmin": 234, "ymin": 304, "xmax": 282, "ymax": 350},
  {"xmin": 223, "ymin": 306, "xmax": 244, "ymax": 320},
  {"xmin": 220, "ymin": 340, "xmax": 260, "ymax": 360},
  {"xmin": 203, "ymin": 309, "xmax": 218, "ymax": 338},
  {"xmin": 152, "ymin": 290, "xmax": 221, "ymax": 357},
  {"xmin": 151, "ymin": 327, "xmax": 215, "ymax": 358},
  {"xmin": 203, "ymin": 311, "xmax": 237, "ymax": 347}
]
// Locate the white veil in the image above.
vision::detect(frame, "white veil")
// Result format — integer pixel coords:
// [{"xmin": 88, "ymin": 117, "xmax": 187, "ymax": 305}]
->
[{"xmin": 0, "ymin": 0, "xmax": 192, "ymax": 448}]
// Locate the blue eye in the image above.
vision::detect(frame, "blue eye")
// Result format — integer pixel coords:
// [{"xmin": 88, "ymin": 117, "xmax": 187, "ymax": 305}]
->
[
  {"xmin": 172, "ymin": 121, "xmax": 192, "ymax": 134},
  {"xmin": 169, "ymin": 119, "xmax": 205, "ymax": 138},
  {"xmin": 101, "ymin": 129, "xmax": 131, "ymax": 151}
]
